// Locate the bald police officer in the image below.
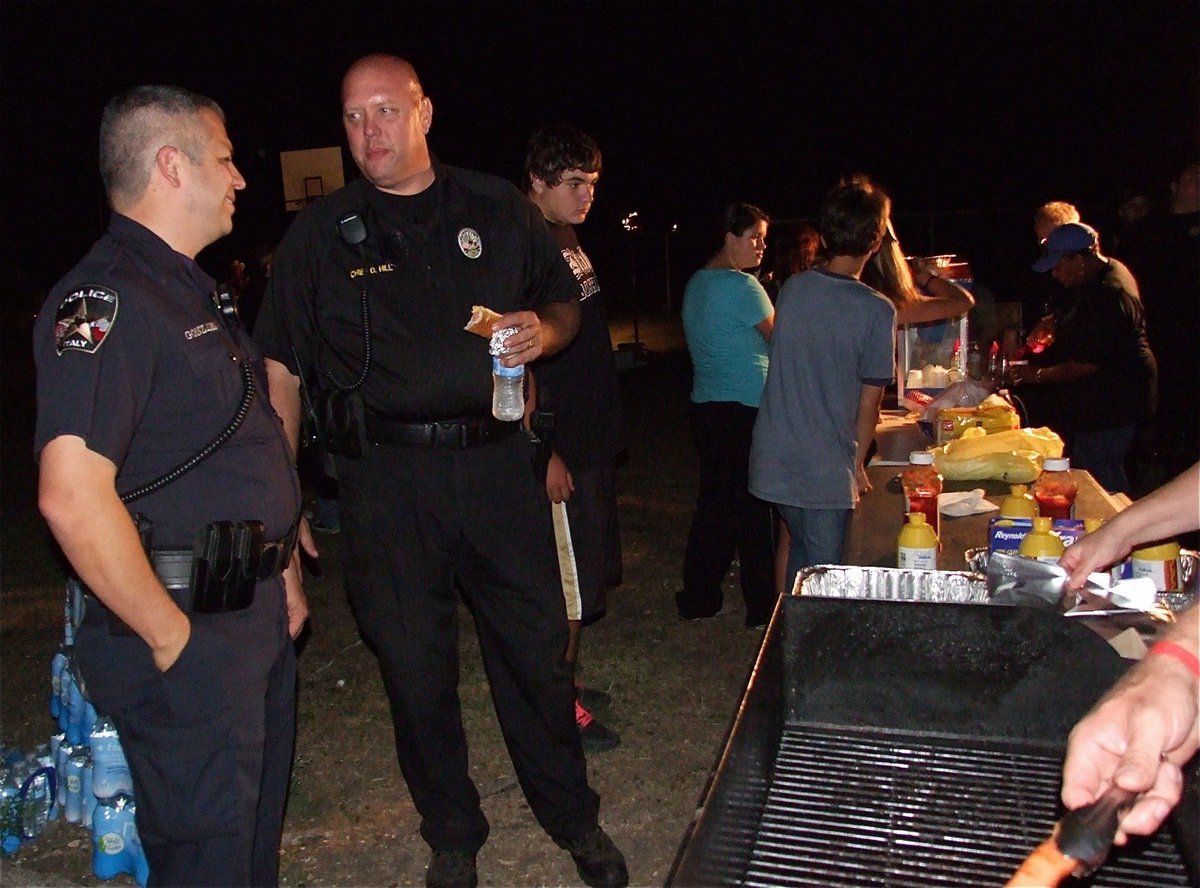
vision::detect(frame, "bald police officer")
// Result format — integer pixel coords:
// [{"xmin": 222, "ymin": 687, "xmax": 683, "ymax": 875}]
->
[
  {"xmin": 254, "ymin": 54, "xmax": 627, "ymax": 888},
  {"xmin": 35, "ymin": 86, "xmax": 306, "ymax": 886}
]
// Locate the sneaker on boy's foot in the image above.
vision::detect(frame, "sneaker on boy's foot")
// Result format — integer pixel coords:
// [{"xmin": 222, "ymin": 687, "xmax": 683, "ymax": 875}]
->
[
  {"xmin": 575, "ymin": 681, "xmax": 612, "ymax": 711},
  {"xmin": 575, "ymin": 698, "xmax": 620, "ymax": 753},
  {"xmin": 425, "ymin": 849, "xmax": 477, "ymax": 888},
  {"xmin": 555, "ymin": 826, "xmax": 629, "ymax": 888}
]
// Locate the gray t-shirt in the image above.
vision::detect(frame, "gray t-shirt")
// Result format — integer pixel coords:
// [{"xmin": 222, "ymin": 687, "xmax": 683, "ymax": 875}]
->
[{"xmin": 749, "ymin": 269, "xmax": 895, "ymax": 509}]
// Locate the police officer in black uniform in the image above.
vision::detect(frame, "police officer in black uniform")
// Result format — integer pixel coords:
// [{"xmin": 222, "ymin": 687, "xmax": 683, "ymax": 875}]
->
[
  {"xmin": 254, "ymin": 54, "xmax": 627, "ymax": 888},
  {"xmin": 34, "ymin": 86, "xmax": 306, "ymax": 887}
]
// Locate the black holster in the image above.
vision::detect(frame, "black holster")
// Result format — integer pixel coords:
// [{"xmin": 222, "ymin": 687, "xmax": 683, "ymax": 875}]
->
[
  {"xmin": 310, "ymin": 387, "xmax": 368, "ymax": 459},
  {"xmin": 191, "ymin": 520, "xmax": 264, "ymax": 613},
  {"xmin": 190, "ymin": 519, "xmax": 297, "ymax": 613}
]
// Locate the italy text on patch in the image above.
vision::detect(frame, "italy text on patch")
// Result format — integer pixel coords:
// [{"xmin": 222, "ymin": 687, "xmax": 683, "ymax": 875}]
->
[
  {"xmin": 457, "ymin": 227, "xmax": 483, "ymax": 259},
  {"xmin": 54, "ymin": 285, "xmax": 119, "ymax": 355}
]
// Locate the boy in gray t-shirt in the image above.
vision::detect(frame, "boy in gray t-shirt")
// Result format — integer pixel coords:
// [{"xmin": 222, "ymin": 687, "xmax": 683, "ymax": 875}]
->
[{"xmin": 749, "ymin": 181, "xmax": 895, "ymax": 589}]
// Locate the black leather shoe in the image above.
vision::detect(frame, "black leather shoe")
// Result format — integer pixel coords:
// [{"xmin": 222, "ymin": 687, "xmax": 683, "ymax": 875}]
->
[
  {"xmin": 425, "ymin": 849, "xmax": 478, "ymax": 888},
  {"xmin": 556, "ymin": 826, "xmax": 628, "ymax": 888}
]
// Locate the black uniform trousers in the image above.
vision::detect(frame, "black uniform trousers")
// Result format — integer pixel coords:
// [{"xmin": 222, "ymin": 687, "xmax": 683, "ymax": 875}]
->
[
  {"xmin": 76, "ymin": 581, "xmax": 296, "ymax": 887},
  {"xmin": 678, "ymin": 400, "xmax": 776, "ymax": 626},
  {"xmin": 336, "ymin": 431, "xmax": 600, "ymax": 854}
]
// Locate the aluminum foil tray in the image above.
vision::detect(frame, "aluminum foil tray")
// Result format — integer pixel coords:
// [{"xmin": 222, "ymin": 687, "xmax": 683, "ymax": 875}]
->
[{"xmin": 792, "ymin": 564, "xmax": 990, "ymax": 603}]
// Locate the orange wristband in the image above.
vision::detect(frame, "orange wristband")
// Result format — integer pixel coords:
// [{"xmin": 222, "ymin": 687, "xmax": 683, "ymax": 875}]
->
[{"xmin": 1149, "ymin": 640, "xmax": 1200, "ymax": 677}]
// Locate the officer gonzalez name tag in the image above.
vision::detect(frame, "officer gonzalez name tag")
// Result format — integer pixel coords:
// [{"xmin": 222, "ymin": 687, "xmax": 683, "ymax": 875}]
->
[
  {"xmin": 54, "ymin": 285, "xmax": 119, "ymax": 355},
  {"xmin": 458, "ymin": 227, "xmax": 482, "ymax": 259}
]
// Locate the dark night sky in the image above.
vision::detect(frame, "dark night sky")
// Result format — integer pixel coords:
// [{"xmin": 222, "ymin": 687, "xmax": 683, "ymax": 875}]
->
[{"xmin": 2, "ymin": 0, "xmax": 1198, "ymax": 300}]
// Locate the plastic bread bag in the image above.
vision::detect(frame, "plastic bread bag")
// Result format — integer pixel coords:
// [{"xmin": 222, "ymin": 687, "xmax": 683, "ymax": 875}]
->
[{"xmin": 933, "ymin": 426, "xmax": 1064, "ymax": 482}]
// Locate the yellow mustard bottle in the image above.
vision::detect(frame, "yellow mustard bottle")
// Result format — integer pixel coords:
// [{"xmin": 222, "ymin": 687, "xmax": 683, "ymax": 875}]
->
[
  {"xmin": 898, "ymin": 512, "xmax": 938, "ymax": 569},
  {"xmin": 999, "ymin": 484, "xmax": 1037, "ymax": 519},
  {"xmin": 1131, "ymin": 541, "xmax": 1181, "ymax": 591},
  {"xmin": 1081, "ymin": 518, "xmax": 1126, "ymax": 583},
  {"xmin": 1018, "ymin": 516, "xmax": 1064, "ymax": 564}
]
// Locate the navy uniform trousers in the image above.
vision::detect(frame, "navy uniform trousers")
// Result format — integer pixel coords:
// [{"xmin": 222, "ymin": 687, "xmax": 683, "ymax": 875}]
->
[
  {"xmin": 335, "ymin": 431, "xmax": 600, "ymax": 853},
  {"xmin": 76, "ymin": 582, "xmax": 295, "ymax": 887}
]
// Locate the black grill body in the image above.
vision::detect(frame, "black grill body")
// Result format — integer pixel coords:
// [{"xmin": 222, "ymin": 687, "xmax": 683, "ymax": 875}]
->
[{"xmin": 668, "ymin": 597, "xmax": 1196, "ymax": 887}]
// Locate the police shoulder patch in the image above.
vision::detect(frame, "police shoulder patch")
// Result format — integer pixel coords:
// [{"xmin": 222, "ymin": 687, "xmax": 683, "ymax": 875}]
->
[{"xmin": 54, "ymin": 285, "xmax": 119, "ymax": 355}]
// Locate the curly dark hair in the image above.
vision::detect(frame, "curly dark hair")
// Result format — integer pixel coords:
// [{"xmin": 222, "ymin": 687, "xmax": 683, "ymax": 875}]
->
[{"xmin": 522, "ymin": 124, "xmax": 602, "ymax": 192}]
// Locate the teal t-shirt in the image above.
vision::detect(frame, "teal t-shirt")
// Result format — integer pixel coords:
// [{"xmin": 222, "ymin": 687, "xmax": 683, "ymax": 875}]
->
[{"xmin": 681, "ymin": 269, "xmax": 773, "ymax": 407}]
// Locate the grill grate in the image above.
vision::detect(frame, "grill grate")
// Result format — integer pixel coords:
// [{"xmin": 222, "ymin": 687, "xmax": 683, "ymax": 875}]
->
[{"xmin": 743, "ymin": 725, "xmax": 1189, "ymax": 887}]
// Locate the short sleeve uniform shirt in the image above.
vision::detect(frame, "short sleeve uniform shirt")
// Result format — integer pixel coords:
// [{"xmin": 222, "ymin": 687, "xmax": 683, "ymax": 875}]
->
[
  {"xmin": 254, "ymin": 163, "xmax": 580, "ymax": 421},
  {"xmin": 33, "ymin": 214, "xmax": 301, "ymax": 547}
]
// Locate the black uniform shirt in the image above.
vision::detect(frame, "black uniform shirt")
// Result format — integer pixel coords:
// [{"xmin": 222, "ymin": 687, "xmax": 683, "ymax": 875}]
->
[
  {"xmin": 534, "ymin": 222, "xmax": 625, "ymax": 469},
  {"xmin": 33, "ymin": 214, "xmax": 301, "ymax": 548},
  {"xmin": 255, "ymin": 162, "xmax": 580, "ymax": 420},
  {"xmin": 1033, "ymin": 261, "xmax": 1157, "ymax": 431}
]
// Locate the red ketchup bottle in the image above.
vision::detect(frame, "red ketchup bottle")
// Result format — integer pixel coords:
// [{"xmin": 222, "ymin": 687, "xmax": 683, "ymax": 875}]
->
[
  {"xmin": 901, "ymin": 450, "xmax": 943, "ymax": 543},
  {"xmin": 1033, "ymin": 457, "xmax": 1078, "ymax": 519}
]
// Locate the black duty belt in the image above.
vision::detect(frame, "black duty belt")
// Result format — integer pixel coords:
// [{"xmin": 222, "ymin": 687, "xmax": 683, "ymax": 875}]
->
[
  {"xmin": 365, "ymin": 414, "xmax": 520, "ymax": 449},
  {"xmin": 85, "ymin": 526, "xmax": 296, "ymax": 635}
]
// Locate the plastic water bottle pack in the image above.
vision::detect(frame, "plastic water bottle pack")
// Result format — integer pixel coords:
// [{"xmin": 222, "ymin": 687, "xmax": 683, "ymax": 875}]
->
[
  {"xmin": 92, "ymin": 793, "xmax": 149, "ymax": 885},
  {"xmin": 2, "ymin": 578, "xmax": 149, "ymax": 885}
]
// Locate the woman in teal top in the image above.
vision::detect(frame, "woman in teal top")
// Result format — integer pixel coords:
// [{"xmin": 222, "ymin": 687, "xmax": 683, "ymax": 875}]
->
[{"xmin": 678, "ymin": 203, "xmax": 776, "ymax": 627}]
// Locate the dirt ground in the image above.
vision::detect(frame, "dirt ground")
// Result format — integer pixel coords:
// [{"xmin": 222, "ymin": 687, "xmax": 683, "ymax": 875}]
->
[{"xmin": 1, "ymin": 319, "xmax": 769, "ymax": 887}]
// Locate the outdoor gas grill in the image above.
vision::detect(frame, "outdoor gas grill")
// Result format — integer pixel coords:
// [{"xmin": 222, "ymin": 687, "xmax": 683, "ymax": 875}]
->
[{"xmin": 668, "ymin": 567, "xmax": 1197, "ymax": 887}]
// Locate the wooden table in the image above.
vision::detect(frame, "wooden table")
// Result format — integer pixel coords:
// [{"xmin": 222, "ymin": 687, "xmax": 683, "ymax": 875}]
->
[{"xmin": 845, "ymin": 466, "xmax": 1126, "ymax": 570}]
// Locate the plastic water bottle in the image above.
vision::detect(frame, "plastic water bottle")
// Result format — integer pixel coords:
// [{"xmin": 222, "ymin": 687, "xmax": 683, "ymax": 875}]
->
[
  {"xmin": 90, "ymin": 718, "xmax": 133, "ymax": 799},
  {"xmin": 48, "ymin": 734, "xmax": 64, "ymax": 820},
  {"xmin": 58, "ymin": 667, "xmax": 75, "ymax": 737},
  {"xmin": 93, "ymin": 794, "xmax": 149, "ymax": 886},
  {"xmin": 1, "ymin": 768, "xmax": 21, "ymax": 856},
  {"xmin": 81, "ymin": 758, "xmax": 96, "ymax": 829},
  {"xmin": 491, "ymin": 356, "xmax": 525, "ymax": 421},
  {"xmin": 19, "ymin": 762, "xmax": 55, "ymax": 840},
  {"xmin": 55, "ymin": 741, "xmax": 73, "ymax": 811},
  {"xmin": 63, "ymin": 748, "xmax": 88, "ymax": 823},
  {"xmin": 65, "ymin": 577, "xmax": 85, "ymax": 644},
  {"xmin": 50, "ymin": 647, "xmax": 68, "ymax": 719}
]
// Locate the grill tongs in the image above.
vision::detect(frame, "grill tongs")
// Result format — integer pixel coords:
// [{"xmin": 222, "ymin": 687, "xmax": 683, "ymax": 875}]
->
[
  {"xmin": 1058, "ymin": 786, "xmax": 1137, "ymax": 873},
  {"xmin": 1005, "ymin": 787, "xmax": 1136, "ymax": 886}
]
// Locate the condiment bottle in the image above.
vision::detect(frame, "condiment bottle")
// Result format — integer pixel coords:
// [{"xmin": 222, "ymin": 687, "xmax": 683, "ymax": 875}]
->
[
  {"xmin": 1081, "ymin": 518, "xmax": 1124, "ymax": 582},
  {"xmin": 1033, "ymin": 457, "xmax": 1077, "ymax": 519},
  {"xmin": 898, "ymin": 513, "xmax": 938, "ymax": 569},
  {"xmin": 1130, "ymin": 541, "xmax": 1181, "ymax": 592},
  {"xmin": 901, "ymin": 450, "xmax": 942, "ymax": 541},
  {"xmin": 999, "ymin": 484, "xmax": 1037, "ymax": 519},
  {"xmin": 1018, "ymin": 516, "xmax": 1065, "ymax": 563}
]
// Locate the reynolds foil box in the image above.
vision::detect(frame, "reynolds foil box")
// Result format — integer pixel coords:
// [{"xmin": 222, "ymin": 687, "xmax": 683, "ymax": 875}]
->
[{"xmin": 988, "ymin": 518, "xmax": 1086, "ymax": 556}]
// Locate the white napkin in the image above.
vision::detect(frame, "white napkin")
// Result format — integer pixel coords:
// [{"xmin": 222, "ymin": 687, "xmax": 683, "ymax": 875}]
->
[{"xmin": 938, "ymin": 489, "xmax": 999, "ymax": 517}]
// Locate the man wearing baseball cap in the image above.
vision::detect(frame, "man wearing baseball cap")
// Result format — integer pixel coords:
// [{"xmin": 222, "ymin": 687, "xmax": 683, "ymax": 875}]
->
[{"xmin": 1010, "ymin": 222, "xmax": 1157, "ymax": 494}]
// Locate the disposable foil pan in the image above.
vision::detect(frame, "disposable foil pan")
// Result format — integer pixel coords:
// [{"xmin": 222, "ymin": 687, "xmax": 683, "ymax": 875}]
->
[{"xmin": 792, "ymin": 564, "xmax": 990, "ymax": 603}]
